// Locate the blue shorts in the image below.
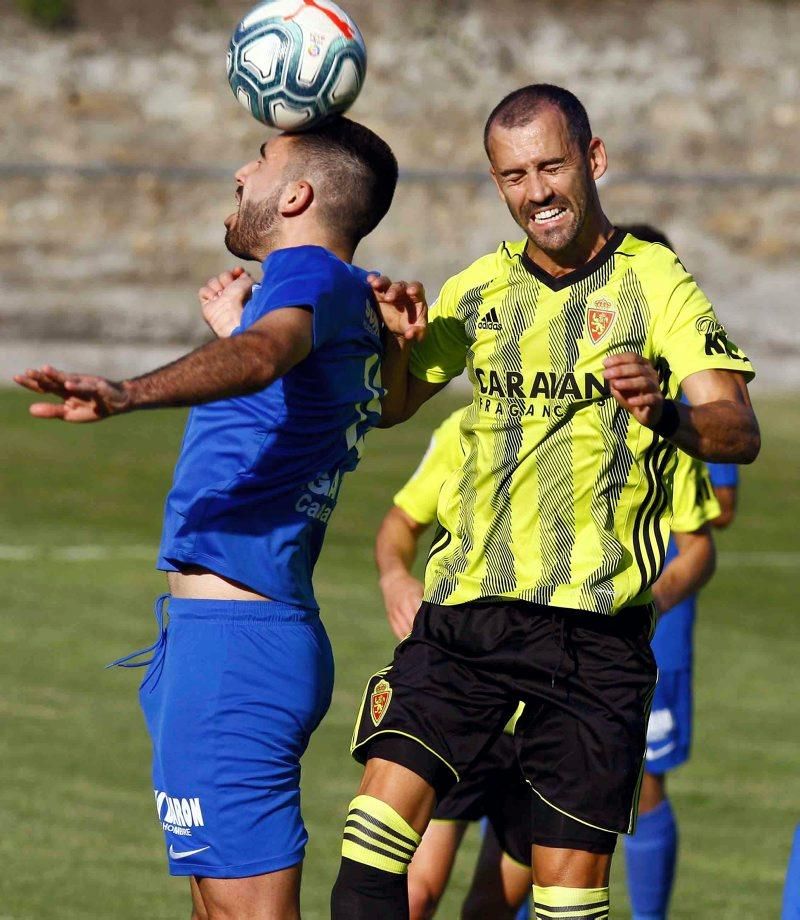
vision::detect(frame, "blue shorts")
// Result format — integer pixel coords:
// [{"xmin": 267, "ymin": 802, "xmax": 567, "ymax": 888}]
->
[
  {"xmin": 645, "ymin": 668, "xmax": 692, "ymax": 774},
  {"xmin": 129, "ymin": 595, "xmax": 333, "ymax": 878}
]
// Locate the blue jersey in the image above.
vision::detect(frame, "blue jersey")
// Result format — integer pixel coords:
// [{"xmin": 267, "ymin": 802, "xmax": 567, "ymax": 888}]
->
[
  {"xmin": 157, "ymin": 245, "xmax": 383, "ymax": 609},
  {"xmin": 652, "ymin": 461, "xmax": 737, "ymax": 670}
]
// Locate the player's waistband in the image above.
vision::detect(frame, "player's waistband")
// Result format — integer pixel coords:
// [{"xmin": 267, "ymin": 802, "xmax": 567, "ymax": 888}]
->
[
  {"xmin": 107, "ymin": 594, "xmax": 319, "ymax": 671},
  {"xmin": 166, "ymin": 595, "xmax": 320, "ymax": 624}
]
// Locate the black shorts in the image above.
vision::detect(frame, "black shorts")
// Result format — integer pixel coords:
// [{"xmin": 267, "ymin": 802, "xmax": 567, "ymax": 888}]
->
[
  {"xmin": 352, "ymin": 599, "xmax": 656, "ymax": 848},
  {"xmin": 432, "ymin": 731, "xmax": 531, "ymax": 866}
]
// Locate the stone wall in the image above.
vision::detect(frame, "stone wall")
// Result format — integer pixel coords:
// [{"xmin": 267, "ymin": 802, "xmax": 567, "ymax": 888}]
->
[{"xmin": 1, "ymin": 0, "xmax": 798, "ymax": 386}]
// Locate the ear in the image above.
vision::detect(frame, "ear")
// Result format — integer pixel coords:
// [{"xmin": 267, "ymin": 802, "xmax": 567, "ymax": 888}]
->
[
  {"xmin": 587, "ymin": 137, "xmax": 608, "ymax": 182},
  {"xmin": 280, "ymin": 180, "xmax": 314, "ymax": 217}
]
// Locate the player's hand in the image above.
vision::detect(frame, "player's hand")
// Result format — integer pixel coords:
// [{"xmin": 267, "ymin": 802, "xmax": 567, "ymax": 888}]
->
[
  {"xmin": 603, "ymin": 352, "xmax": 665, "ymax": 429},
  {"xmin": 368, "ymin": 274, "xmax": 427, "ymax": 343},
  {"xmin": 13, "ymin": 365, "xmax": 130, "ymax": 423},
  {"xmin": 379, "ymin": 571, "xmax": 424, "ymax": 641},
  {"xmin": 199, "ymin": 266, "xmax": 254, "ymax": 338}
]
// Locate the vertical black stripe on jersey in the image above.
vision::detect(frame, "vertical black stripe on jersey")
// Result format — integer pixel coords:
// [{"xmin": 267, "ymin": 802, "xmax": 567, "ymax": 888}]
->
[
  {"xmin": 580, "ymin": 268, "xmax": 649, "ymax": 613},
  {"xmin": 631, "ymin": 347, "xmax": 678, "ymax": 594},
  {"xmin": 427, "ymin": 283, "xmax": 489, "ymax": 604},
  {"xmin": 631, "ymin": 435, "xmax": 675, "ymax": 595},
  {"xmin": 479, "ymin": 261, "xmax": 540, "ymax": 598},
  {"xmin": 528, "ymin": 256, "xmax": 617, "ymax": 606}
]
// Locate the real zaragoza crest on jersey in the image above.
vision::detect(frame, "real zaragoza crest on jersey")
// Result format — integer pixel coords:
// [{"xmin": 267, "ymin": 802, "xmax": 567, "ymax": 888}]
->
[
  {"xmin": 586, "ymin": 295, "xmax": 617, "ymax": 344},
  {"xmin": 370, "ymin": 679, "xmax": 392, "ymax": 726}
]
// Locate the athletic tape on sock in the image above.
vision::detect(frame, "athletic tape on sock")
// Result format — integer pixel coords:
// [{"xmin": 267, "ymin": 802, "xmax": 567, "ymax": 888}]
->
[
  {"xmin": 341, "ymin": 795, "xmax": 422, "ymax": 875},
  {"xmin": 533, "ymin": 885, "xmax": 610, "ymax": 920}
]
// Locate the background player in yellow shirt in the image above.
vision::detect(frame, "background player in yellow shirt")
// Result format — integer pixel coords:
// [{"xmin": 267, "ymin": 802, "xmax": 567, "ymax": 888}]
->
[
  {"xmin": 332, "ymin": 83, "xmax": 759, "ymax": 920},
  {"xmin": 376, "ymin": 407, "xmax": 721, "ymax": 919}
]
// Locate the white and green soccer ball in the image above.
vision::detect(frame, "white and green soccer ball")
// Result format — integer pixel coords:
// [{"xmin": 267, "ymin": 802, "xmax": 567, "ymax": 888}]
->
[{"xmin": 227, "ymin": 0, "xmax": 367, "ymax": 131}]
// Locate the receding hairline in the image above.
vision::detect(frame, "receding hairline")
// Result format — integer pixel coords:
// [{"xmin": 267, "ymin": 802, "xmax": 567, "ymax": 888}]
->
[{"xmin": 485, "ymin": 102, "xmax": 584, "ymax": 154}]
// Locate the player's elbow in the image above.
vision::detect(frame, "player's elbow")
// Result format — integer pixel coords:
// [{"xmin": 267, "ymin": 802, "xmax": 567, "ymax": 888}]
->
[{"xmin": 741, "ymin": 427, "xmax": 761, "ymax": 464}]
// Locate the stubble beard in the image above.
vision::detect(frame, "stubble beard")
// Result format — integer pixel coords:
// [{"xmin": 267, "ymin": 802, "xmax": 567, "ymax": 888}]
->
[{"xmin": 225, "ymin": 192, "xmax": 282, "ymax": 261}]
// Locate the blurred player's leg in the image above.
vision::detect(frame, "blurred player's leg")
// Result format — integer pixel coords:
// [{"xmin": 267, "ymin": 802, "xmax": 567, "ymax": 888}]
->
[
  {"xmin": 625, "ymin": 666, "xmax": 690, "ymax": 920},
  {"xmin": 782, "ymin": 823, "xmax": 800, "ymax": 919},
  {"xmin": 462, "ymin": 822, "xmax": 530, "ymax": 920},
  {"xmin": 624, "ymin": 773, "xmax": 677, "ymax": 920},
  {"xmin": 407, "ymin": 820, "xmax": 468, "ymax": 919}
]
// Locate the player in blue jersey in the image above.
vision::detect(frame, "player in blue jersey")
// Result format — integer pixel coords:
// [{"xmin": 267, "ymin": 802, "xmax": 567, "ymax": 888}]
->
[{"xmin": 14, "ymin": 117, "xmax": 398, "ymax": 920}]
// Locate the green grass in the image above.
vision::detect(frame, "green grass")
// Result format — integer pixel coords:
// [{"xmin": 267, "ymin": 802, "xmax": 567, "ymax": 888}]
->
[{"xmin": 0, "ymin": 388, "xmax": 796, "ymax": 918}]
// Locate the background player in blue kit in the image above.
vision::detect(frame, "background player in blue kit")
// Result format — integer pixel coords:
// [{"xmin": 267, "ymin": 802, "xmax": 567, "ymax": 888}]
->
[{"xmin": 14, "ymin": 117, "xmax": 398, "ymax": 920}]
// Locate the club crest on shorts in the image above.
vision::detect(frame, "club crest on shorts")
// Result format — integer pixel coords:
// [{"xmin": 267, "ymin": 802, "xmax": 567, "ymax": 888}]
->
[
  {"xmin": 587, "ymin": 296, "xmax": 617, "ymax": 345},
  {"xmin": 370, "ymin": 679, "xmax": 392, "ymax": 726}
]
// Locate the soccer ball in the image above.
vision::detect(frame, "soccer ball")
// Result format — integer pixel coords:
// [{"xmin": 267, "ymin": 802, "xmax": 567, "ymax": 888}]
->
[{"xmin": 227, "ymin": 0, "xmax": 367, "ymax": 132}]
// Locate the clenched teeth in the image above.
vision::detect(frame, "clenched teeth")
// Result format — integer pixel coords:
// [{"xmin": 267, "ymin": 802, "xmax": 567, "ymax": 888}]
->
[{"xmin": 533, "ymin": 208, "xmax": 566, "ymax": 223}]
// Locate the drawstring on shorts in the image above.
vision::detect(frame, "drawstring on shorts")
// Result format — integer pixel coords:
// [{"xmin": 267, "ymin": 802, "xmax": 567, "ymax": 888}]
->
[{"xmin": 106, "ymin": 593, "xmax": 169, "ymax": 672}]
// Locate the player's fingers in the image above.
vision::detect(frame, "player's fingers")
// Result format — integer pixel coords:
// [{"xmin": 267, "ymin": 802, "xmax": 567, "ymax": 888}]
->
[
  {"xmin": 608, "ymin": 376, "xmax": 657, "ymax": 394},
  {"xmin": 13, "ymin": 373, "xmax": 48, "ymax": 393},
  {"xmin": 626, "ymin": 393, "xmax": 662, "ymax": 408},
  {"xmin": 231, "ymin": 266, "xmax": 245, "ymax": 279},
  {"xmin": 29, "ymin": 401, "xmax": 68, "ymax": 419},
  {"xmin": 367, "ymin": 273, "xmax": 392, "ymax": 293},
  {"xmin": 603, "ymin": 352, "xmax": 645, "ymax": 368}
]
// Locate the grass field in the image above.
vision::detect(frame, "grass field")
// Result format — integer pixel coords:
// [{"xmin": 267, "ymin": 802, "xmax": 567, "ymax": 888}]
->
[{"xmin": 1, "ymin": 387, "xmax": 798, "ymax": 919}]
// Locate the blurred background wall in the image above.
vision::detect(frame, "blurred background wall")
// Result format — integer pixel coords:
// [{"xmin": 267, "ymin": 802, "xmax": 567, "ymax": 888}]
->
[{"xmin": 1, "ymin": 0, "xmax": 798, "ymax": 387}]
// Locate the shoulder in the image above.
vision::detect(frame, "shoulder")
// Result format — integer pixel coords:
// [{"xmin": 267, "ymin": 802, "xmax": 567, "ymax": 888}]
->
[
  {"xmin": 616, "ymin": 232, "xmax": 684, "ymax": 276},
  {"xmin": 437, "ymin": 241, "xmax": 524, "ymax": 305}
]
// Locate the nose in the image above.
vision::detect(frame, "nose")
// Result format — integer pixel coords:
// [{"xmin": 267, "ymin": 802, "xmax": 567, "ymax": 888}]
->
[
  {"xmin": 234, "ymin": 158, "xmax": 259, "ymax": 185},
  {"xmin": 524, "ymin": 171, "xmax": 553, "ymax": 205}
]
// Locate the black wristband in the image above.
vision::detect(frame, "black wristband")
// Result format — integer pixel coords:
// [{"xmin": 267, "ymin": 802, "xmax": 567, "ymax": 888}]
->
[{"xmin": 651, "ymin": 398, "xmax": 680, "ymax": 438}]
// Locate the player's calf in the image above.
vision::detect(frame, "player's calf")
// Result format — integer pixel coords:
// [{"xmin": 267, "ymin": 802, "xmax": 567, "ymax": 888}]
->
[{"xmin": 331, "ymin": 756, "xmax": 437, "ymax": 920}]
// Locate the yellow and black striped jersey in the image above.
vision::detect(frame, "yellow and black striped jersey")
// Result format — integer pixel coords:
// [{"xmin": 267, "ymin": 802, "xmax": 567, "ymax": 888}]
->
[
  {"xmin": 407, "ymin": 230, "xmax": 751, "ymax": 614},
  {"xmin": 394, "ymin": 407, "xmax": 720, "ymax": 536}
]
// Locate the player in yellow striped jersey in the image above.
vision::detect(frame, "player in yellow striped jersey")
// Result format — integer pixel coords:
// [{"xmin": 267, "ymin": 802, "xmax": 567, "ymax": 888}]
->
[
  {"xmin": 375, "ymin": 406, "xmax": 720, "ymax": 919},
  {"xmin": 332, "ymin": 84, "xmax": 759, "ymax": 920}
]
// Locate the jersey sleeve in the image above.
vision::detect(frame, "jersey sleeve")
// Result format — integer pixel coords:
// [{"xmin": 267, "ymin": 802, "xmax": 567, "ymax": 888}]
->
[
  {"xmin": 409, "ymin": 275, "xmax": 471, "ymax": 383},
  {"xmin": 393, "ymin": 410, "xmax": 465, "ymax": 526},
  {"xmin": 707, "ymin": 462, "xmax": 739, "ymax": 488},
  {"xmin": 649, "ymin": 252, "xmax": 755, "ymax": 387},
  {"xmin": 670, "ymin": 452, "xmax": 721, "ymax": 533},
  {"xmin": 247, "ymin": 247, "xmax": 339, "ymax": 350}
]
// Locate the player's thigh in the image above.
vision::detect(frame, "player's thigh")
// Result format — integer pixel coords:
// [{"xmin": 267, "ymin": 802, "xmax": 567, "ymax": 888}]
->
[
  {"xmin": 139, "ymin": 598, "xmax": 334, "ymax": 878},
  {"xmin": 463, "ymin": 823, "xmax": 530, "ymax": 920},
  {"xmin": 408, "ymin": 820, "xmax": 468, "ymax": 918},
  {"xmin": 645, "ymin": 667, "xmax": 693, "ymax": 776},
  {"xmin": 516, "ymin": 605, "xmax": 657, "ymax": 840},
  {"xmin": 195, "ymin": 863, "xmax": 302, "ymax": 920},
  {"xmin": 357, "ymin": 757, "xmax": 438, "ymax": 833},
  {"xmin": 351, "ymin": 602, "xmax": 518, "ymax": 800}
]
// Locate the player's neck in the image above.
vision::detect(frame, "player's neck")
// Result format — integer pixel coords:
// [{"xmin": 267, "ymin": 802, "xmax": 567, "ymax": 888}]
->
[
  {"xmin": 525, "ymin": 212, "xmax": 614, "ymax": 279},
  {"xmin": 266, "ymin": 225, "xmax": 355, "ymax": 264}
]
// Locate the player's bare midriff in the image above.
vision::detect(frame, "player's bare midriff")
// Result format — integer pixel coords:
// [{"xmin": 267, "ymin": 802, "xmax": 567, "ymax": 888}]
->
[{"xmin": 168, "ymin": 565, "xmax": 273, "ymax": 601}]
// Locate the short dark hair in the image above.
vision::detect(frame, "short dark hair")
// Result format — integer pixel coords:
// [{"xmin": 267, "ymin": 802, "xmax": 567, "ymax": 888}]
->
[
  {"xmin": 483, "ymin": 84, "xmax": 593, "ymax": 157},
  {"xmin": 287, "ymin": 117, "xmax": 398, "ymax": 243},
  {"xmin": 618, "ymin": 224, "xmax": 674, "ymax": 250}
]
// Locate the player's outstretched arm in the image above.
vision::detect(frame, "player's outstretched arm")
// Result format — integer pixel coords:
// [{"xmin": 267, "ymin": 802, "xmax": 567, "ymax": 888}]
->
[
  {"xmin": 652, "ymin": 525, "xmax": 716, "ymax": 615},
  {"xmin": 603, "ymin": 355, "xmax": 760, "ymax": 463},
  {"xmin": 367, "ymin": 274, "xmax": 444, "ymax": 427},
  {"xmin": 375, "ymin": 505, "xmax": 428, "ymax": 640},
  {"xmin": 14, "ymin": 307, "xmax": 312, "ymax": 423}
]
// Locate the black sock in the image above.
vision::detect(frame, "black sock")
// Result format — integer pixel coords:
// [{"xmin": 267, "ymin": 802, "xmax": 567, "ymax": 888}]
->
[{"xmin": 331, "ymin": 856, "xmax": 410, "ymax": 920}]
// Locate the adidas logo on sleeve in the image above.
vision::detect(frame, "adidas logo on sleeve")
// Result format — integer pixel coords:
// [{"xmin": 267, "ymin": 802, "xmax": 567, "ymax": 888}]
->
[{"xmin": 477, "ymin": 307, "xmax": 502, "ymax": 331}]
